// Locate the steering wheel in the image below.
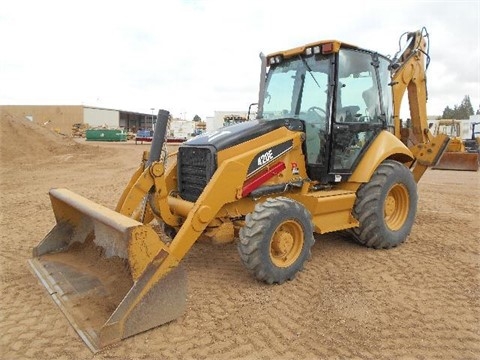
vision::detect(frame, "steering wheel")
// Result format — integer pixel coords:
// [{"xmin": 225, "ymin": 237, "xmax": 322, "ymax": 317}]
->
[{"xmin": 307, "ymin": 106, "xmax": 327, "ymax": 121}]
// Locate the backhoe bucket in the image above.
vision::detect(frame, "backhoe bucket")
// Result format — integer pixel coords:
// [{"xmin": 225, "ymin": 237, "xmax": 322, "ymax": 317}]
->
[
  {"xmin": 433, "ymin": 152, "xmax": 479, "ymax": 171},
  {"xmin": 28, "ymin": 188, "xmax": 187, "ymax": 352}
]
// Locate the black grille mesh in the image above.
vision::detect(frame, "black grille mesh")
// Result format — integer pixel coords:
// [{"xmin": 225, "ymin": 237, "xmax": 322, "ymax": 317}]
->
[{"xmin": 178, "ymin": 146, "xmax": 216, "ymax": 202}]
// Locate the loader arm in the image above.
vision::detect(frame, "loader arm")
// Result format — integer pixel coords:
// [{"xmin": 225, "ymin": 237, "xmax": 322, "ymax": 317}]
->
[
  {"xmin": 115, "ymin": 109, "xmax": 179, "ymax": 224},
  {"xmin": 115, "ymin": 150, "xmax": 149, "ymax": 214},
  {"xmin": 100, "ymin": 129, "xmax": 307, "ymax": 344},
  {"xmin": 116, "ymin": 159, "xmax": 181, "ymax": 227},
  {"xmin": 390, "ymin": 28, "xmax": 450, "ymax": 181},
  {"xmin": 28, "ymin": 110, "xmax": 190, "ymax": 352}
]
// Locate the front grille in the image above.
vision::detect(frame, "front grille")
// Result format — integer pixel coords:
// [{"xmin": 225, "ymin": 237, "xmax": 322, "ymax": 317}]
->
[{"xmin": 178, "ymin": 146, "xmax": 216, "ymax": 202}]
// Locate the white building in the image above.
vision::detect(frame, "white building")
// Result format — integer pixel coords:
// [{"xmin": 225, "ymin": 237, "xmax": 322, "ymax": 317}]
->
[
  {"xmin": 169, "ymin": 118, "xmax": 195, "ymax": 139},
  {"xmin": 205, "ymin": 111, "xmax": 249, "ymax": 132}
]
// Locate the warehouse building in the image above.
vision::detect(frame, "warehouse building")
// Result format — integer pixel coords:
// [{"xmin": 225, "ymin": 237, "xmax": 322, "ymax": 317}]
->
[{"xmin": 0, "ymin": 105, "xmax": 156, "ymax": 136}]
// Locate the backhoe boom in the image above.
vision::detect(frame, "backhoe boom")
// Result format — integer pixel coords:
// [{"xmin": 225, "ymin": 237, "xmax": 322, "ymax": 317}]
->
[{"xmin": 390, "ymin": 28, "xmax": 449, "ymax": 180}]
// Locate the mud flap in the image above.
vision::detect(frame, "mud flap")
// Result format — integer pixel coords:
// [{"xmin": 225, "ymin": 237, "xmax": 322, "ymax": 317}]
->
[
  {"xmin": 433, "ymin": 152, "xmax": 479, "ymax": 171},
  {"xmin": 28, "ymin": 188, "xmax": 187, "ymax": 352}
]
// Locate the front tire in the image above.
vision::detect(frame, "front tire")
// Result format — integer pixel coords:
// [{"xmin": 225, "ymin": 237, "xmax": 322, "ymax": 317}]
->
[
  {"xmin": 238, "ymin": 197, "xmax": 314, "ymax": 284},
  {"xmin": 351, "ymin": 160, "xmax": 418, "ymax": 249}
]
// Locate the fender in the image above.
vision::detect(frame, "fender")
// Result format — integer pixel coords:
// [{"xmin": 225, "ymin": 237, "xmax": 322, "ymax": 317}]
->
[{"xmin": 349, "ymin": 130, "xmax": 414, "ymax": 183}]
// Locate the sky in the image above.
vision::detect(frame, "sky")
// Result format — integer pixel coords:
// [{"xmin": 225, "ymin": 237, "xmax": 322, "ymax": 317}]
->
[{"xmin": 1, "ymin": 0, "xmax": 479, "ymax": 120}]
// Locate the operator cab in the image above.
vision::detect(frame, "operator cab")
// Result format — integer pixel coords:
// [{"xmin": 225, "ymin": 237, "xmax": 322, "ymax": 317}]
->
[{"xmin": 260, "ymin": 42, "xmax": 394, "ymax": 183}]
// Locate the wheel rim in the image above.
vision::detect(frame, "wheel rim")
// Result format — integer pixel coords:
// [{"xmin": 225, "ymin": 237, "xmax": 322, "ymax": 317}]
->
[
  {"xmin": 384, "ymin": 183, "xmax": 409, "ymax": 231},
  {"xmin": 269, "ymin": 220, "xmax": 304, "ymax": 268}
]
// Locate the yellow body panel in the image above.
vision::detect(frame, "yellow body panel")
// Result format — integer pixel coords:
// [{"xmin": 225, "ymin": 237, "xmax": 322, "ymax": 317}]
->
[
  {"xmin": 348, "ymin": 131, "xmax": 413, "ymax": 183},
  {"xmin": 267, "ymin": 40, "xmax": 344, "ymax": 62},
  {"xmin": 446, "ymin": 138, "xmax": 465, "ymax": 153},
  {"xmin": 290, "ymin": 190, "xmax": 358, "ymax": 233}
]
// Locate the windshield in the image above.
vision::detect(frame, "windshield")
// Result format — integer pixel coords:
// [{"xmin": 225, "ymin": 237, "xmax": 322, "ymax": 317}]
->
[{"xmin": 262, "ymin": 56, "xmax": 330, "ymax": 122}]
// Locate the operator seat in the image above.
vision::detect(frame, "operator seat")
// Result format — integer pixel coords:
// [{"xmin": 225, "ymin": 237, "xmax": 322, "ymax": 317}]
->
[{"xmin": 336, "ymin": 105, "xmax": 360, "ymax": 122}]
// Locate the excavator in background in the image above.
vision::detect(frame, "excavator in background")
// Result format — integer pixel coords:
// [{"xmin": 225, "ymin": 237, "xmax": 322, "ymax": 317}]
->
[
  {"xmin": 432, "ymin": 119, "xmax": 479, "ymax": 171},
  {"xmin": 29, "ymin": 28, "xmax": 449, "ymax": 352}
]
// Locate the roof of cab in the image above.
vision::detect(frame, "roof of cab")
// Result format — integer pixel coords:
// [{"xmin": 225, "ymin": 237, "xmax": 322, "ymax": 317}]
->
[{"xmin": 266, "ymin": 40, "xmax": 361, "ymax": 60}]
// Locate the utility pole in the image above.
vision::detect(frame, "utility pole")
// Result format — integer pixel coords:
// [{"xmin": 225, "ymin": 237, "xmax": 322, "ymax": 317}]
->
[{"xmin": 151, "ymin": 108, "xmax": 155, "ymax": 130}]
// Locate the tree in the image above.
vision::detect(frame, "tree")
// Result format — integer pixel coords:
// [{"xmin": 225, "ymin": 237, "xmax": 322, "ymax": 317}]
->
[
  {"xmin": 193, "ymin": 114, "xmax": 201, "ymax": 122},
  {"xmin": 459, "ymin": 95, "xmax": 474, "ymax": 118},
  {"xmin": 441, "ymin": 95, "xmax": 474, "ymax": 119},
  {"xmin": 442, "ymin": 105, "xmax": 455, "ymax": 119}
]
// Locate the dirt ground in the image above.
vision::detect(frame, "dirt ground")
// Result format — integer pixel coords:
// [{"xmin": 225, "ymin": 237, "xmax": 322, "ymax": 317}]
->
[{"xmin": 1, "ymin": 113, "xmax": 479, "ymax": 360}]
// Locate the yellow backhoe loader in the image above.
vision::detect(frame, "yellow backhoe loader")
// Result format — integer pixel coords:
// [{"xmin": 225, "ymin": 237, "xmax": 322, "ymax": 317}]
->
[
  {"xmin": 432, "ymin": 119, "xmax": 479, "ymax": 171},
  {"xmin": 29, "ymin": 27, "xmax": 449, "ymax": 352}
]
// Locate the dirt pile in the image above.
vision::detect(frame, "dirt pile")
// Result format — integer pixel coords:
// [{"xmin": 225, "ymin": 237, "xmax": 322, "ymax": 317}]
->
[{"xmin": 0, "ymin": 111, "xmax": 96, "ymax": 164}]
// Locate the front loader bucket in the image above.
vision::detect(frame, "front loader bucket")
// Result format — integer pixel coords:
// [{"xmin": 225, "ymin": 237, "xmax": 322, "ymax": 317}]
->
[
  {"xmin": 433, "ymin": 152, "xmax": 479, "ymax": 171},
  {"xmin": 28, "ymin": 188, "xmax": 187, "ymax": 352}
]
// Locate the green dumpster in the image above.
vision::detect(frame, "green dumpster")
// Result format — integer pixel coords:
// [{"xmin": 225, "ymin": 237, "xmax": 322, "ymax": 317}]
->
[{"xmin": 86, "ymin": 129, "xmax": 127, "ymax": 142}]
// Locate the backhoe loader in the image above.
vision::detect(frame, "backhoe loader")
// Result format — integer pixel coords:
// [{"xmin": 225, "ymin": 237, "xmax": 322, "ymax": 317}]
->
[
  {"xmin": 29, "ymin": 27, "xmax": 449, "ymax": 352},
  {"xmin": 432, "ymin": 119, "xmax": 479, "ymax": 171}
]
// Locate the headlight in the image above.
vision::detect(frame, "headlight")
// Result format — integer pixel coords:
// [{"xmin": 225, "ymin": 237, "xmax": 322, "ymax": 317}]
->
[{"xmin": 268, "ymin": 55, "xmax": 283, "ymax": 65}]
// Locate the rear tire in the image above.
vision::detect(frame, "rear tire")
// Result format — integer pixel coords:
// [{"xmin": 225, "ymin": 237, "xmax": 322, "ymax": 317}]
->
[
  {"xmin": 351, "ymin": 160, "xmax": 417, "ymax": 249},
  {"xmin": 238, "ymin": 197, "xmax": 314, "ymax": 284}
]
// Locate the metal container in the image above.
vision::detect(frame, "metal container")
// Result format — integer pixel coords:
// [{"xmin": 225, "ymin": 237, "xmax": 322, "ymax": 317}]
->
[{"xmin": 86, "ymin": 129, "xmax": 127, "ymax": 142}]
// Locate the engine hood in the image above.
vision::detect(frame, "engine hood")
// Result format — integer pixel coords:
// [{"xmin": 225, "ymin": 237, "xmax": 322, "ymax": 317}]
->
[{"xmin": 183, "ymin": 118, "xmax": 301, "ymax": 152}]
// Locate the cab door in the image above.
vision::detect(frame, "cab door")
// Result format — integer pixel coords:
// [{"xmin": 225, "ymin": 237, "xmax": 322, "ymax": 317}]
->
[{"xmin": 328, "ymin": 49, "xmax": 386, "ymax": 182}]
